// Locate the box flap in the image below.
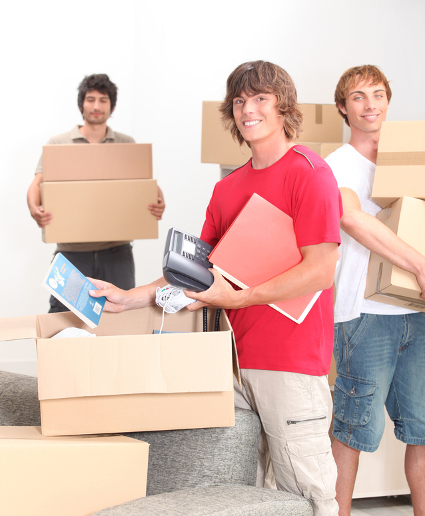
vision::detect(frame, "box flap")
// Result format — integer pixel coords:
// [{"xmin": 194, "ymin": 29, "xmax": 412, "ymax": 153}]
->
[
  {"xmin": 377, "ymin": 121, "xmax": 425, "ymax": 166},
  {"xmin": 0, "ymin": 426, "xmax": 148, "ymax": 447},
  {"xmin": 37, "ymin": 332, "xmax": 233, "ymax": 400},
  {"xmin": 0, "ymin": 315, "xmax": 38, "ymax": 341}
]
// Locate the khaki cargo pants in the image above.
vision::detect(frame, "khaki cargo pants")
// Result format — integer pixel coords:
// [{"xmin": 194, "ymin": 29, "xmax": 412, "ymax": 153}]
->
[{"xmin": 234, "ymin": 369, "xmax": 338, "ymax": 516}]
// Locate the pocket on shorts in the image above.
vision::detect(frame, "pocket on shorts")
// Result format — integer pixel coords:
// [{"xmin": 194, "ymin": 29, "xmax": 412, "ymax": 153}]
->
[
  {"xmin": 334, "ymin": 374, "xmax": 376, "ymax": 426},
  {"xmin": 286, "ymin": 434, "xmax": 336, "ymax": 500}
]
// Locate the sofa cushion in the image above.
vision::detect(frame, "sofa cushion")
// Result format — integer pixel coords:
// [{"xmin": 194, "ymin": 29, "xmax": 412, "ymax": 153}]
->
[
  {"xmin": 91, "ymin": 485, "xmax": 313, "ymax": 516},
  {"xmin": 123, "ymin": 408, "xmax": 261, "ymax": 495},
  {"xmin": 0, "ymin": 370, "xmax": 40, "ymax": 426}
]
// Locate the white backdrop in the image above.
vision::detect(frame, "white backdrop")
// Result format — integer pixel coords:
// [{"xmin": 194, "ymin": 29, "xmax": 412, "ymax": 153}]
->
[{"xmin": 1, "ymin": 0, "xmax": 424, "ymax": 374}]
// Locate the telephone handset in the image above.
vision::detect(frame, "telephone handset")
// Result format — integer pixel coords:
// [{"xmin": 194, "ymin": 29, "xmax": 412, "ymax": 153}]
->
[{"xmin": 163, "ymin": 228, "xmax": 214, "ymax": 292}]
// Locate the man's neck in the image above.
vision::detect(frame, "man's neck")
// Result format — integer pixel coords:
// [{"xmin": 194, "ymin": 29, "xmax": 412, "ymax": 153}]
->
[
  {"xmin": 250, "ymin": 133, "xmax": 294, "ymax": 169},
  {"xmin": 348, "ymin": 128, "xmax": 381, "ymax": 164},
  {"xmin": 79, "ymin": 121, "xmax": 108, "ymax": 143}
]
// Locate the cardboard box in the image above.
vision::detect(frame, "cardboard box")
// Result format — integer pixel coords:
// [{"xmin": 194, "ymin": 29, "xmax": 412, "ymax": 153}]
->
[
  {"xmin": 297, "ymin": 104, "xmax": 343, "ymax": 143},
  {"xmin": 297, "ymin": 142, "xmax": 343, "ymax": 159},
  {"xmin": 0, "ymin": 307, "xmax": 237, "ymax": 436},
  {"xmin": 43, "ymin": 143, "xmax": 153, "ymax": 181},
  {"xmin": 372, "ymin": 121, "xmax": 425, "ymax": 208},
  {"xmin": 201, "ymin": 101, "xmax": 343, "ymax": 166},
  {"xmin": 41, "ymin": 179, "xmax": 158, "ymax": 243},
  {"xmin": 0, "ymin": 426, "xmax": 148, "ymax": 516},
  {"xmin": 201, "ymin": 101, "xmax": 252, "ymax": 166},
  {"xmin": 365, "ymin": 196, "xmax": 425, "ymax": 311}
]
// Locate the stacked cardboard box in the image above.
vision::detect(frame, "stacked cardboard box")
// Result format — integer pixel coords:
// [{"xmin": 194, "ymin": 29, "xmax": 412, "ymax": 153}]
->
[
  {"xmin": 0, "ymin": 307, "xmax": 237, "ymax": 437},
  {"xmin": 0, "ymin": 426, "xmax": 149, "ymax": 516},
  {"xmin": 201, "ymin": 101, "xmax": 344, "ymax": 167},
  {"xmin": 365, "ymin": 121, "xmax": 425, "ymax": 310},
  {"xmin": 41, "ymin": 143, "xmax": 158, "ymax": 243}
]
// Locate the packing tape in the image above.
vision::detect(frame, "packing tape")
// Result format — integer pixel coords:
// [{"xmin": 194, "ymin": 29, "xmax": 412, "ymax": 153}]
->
[{"xmin": 315, "ymin": 104, "xmax": 323, "ymax": 125}]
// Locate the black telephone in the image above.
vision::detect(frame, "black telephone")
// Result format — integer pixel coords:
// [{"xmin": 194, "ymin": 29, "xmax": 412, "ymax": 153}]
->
[{"xmin": 163, "ymin": 228, "xmax": 214, "ymax": 292}]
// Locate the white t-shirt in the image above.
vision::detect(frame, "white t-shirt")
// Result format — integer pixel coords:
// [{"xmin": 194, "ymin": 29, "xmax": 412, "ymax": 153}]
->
[{"xmin": 325, "ymin": 143, "xmax": 416, "ymax": 323}]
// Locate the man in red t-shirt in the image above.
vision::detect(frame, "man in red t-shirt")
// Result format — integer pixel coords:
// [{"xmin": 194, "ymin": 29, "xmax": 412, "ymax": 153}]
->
[{"xmin": 91, "ymin": 61, "xmax": 342, "ymax": 516}]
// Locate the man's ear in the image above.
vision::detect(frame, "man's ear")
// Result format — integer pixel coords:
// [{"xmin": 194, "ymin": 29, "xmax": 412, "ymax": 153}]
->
[{"xmin": 338, "ymin": 103, "xmax": 347, "ymax": 115}]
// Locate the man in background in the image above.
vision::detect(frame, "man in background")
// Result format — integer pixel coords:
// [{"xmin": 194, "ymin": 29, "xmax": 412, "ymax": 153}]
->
[
  {"xmin": 27, "ymin": 74, "xmax": 165, "ymax": 312},
  {"xmin": 326, "ymin": 65, "xmax": 425, "ymax": 515}
]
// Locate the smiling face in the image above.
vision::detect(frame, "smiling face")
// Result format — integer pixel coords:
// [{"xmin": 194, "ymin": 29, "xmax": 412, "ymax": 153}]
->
[
  {"xmin": 232, "ymin": 91, "xmax": 285, "ymax": 146},
  {"xmin": 81, "ymin": 90, "xmax": 112, "ymax": 125},
  {"xmin": 339, "ymin": 80, "xmax": 389, "ymax": 136}
]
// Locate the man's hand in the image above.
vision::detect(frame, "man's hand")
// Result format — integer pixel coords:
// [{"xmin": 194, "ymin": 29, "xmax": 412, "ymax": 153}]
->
[
  {"xmin": 30, "ymin": 205, "xmax": 52, "ymax": 228},
  {"xmin": 149, "ymin": 186, "xmax": 166, "ymax": 220},
  {"xmin": 88, "ymin": 279, "xmax": 130, "ymax": 312},
  {"xmin": 149, "ymin": 197, "xmax": 165, "ymax": 220},
  {"xmin": 185, "ymin": 269, "xmax": 239, "ymax": 311}
]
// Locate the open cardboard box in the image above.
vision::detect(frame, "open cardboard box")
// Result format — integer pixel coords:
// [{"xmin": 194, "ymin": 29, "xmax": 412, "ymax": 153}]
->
[
  {"xmin": 43, "ymin": 142, "xmax": 153, "ymax": 182},
  {"xmin": 0, "ymin": 307, "xmax": 238, "ymax": 436},
  {"xmin": 365, "ymin": 196, "xmax": 425, "ymax": 311},
  {"xmin": 372, "ymin": 121, "xmax": 425, "ymax": 208},
  {"xmin": 41, "ymin": 179, "xmax": 158, "ymax": 243},
  {"xmin": 201, "ymin": 101, "xmax": 343, "ymax": 166},
  {"xmin": 0, "ymin": 426, "xmax": 148, "ymax": 516}
]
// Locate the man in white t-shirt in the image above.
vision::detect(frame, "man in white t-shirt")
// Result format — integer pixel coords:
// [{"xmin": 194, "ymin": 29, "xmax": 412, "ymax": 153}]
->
[{"xmin": 326, "ymin": 65, "xmax": 425, "ymax": 516}]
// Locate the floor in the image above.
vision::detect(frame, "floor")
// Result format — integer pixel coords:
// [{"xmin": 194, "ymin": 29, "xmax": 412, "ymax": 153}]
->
[{"xmin": 351, "ymin": 495, "xmax": 413, "ymax": 515}]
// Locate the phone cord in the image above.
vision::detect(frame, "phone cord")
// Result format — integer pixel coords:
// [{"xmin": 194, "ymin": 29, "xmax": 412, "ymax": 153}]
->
[
  {"xmin": 203, "ymin": 307, "xmax": 208, "ymax": 332},
  {"xmin": 214, "ymin": 309, "xmax": 221, "ymax": 331}
]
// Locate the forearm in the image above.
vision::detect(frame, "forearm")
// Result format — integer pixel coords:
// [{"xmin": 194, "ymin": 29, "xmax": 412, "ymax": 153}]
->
[
  {"xmin": 121, "ymin": 277, "xmax": 167, "ymax": 310},
  {"xmin": 342, "ymin": 209, "xmax": 425, "ymax": 278},
  {"xmin": 238, "ymin": 254, "xmax": 335, "ymax": 309},
  {"xmin": 27, "ymin": 175, "xmax": 42, "ymax": 212}
]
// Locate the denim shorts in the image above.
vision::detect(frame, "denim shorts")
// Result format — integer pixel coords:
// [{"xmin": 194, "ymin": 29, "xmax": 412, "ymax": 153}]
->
[{"xmin": 333, "ymin": 312, "xmax": 425, "ymax": 452}]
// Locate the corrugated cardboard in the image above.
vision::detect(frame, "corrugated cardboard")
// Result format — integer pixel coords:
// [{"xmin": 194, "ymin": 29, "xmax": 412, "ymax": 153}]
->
[
  {"xmin": 201, "ymin": 101, "xmax": 343, "ymax": 166},
  {"xmin": 297, "ymin": 104, "xmax": 343, "ymax": 143},
  {"xmin": 297, "ymin": 142, "xmax": 343, "ymax": 159},
  {"xmin": 201, "ymin": 101, "xmax": 252, "ymax": 166},
  {"xmin": 365, "ymin": 196, "xmax": 425, "ymax": 311},
  {"xmin": 41, "ymin": 179, "xmax": 158, "ymax": 243},
  {"xmin": 43, "ymin": 143, "xmax": 153, "ymax": 181},
  {"xmin": 0, "ymin": 307, "xmax": 237, "ymax": 436},
  {"xmin": 0, "ymin": 426, "xmax": 148, "ymax": 516},
  {"xmin": 372, "ymin": 121, "xmax": 425, "ymax": 207}
]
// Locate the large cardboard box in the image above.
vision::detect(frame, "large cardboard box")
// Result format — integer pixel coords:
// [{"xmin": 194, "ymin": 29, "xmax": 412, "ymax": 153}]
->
[
  {"xmin": 365, "ymin": 196, "xmax": 425, "ymax": 311},
  {"xmin": 201, "ymin": 101, "xmax": 343, "ymax": 166},
  {"xmin": 372, "ymin": 121, "xmax": 425, "ymax": 208},
  {"xmin": 0, "ymin": 426, "xmax": 148, "ymax": 516},
  {"xmin": 41, "ymin": 179, "xmax": 158, "ymax": 243},
  {"xmin": 43, "ymin": 143, "xmax": 153, "ymax": 181},
  {"xmin": 0, "ymin": 307, "xmax": 237, "ymax": 436},
  {"xmin": 297, "ymin": 104, "xmax": 343, "ymax": 143}
]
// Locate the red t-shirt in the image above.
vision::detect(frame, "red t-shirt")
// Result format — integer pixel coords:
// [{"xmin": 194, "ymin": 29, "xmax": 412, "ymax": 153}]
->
[{"xmin": 200, "ymin": 145, "xmax": 343, "ymax": 375}]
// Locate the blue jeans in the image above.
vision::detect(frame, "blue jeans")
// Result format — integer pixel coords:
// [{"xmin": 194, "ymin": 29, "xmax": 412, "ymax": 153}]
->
[{"xmin": 333, "ymin": 313, "xmax": 425, "ymax": 452}]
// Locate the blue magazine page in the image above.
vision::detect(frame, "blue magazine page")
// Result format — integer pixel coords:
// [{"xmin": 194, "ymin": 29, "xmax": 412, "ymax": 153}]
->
[{"xmin": 41, "ymin": 253, "xmax": 106, "ymax": 328}]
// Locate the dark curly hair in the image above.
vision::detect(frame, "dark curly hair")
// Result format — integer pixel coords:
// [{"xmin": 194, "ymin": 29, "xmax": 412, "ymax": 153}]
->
[{"xmin": 77, "ymin": 74, "xmax": 118, "ymax": 115}]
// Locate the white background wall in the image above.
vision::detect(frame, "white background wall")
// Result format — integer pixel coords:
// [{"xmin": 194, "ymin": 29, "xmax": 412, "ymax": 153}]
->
[{"xmin": 1, "ymin": 0, "xmax": 424, "ymax": 374}]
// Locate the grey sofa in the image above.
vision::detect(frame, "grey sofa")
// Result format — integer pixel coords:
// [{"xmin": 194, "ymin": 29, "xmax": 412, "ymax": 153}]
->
[{"xmin": 0, "ymin": 370, "xmax": 312, "ymax": 515}]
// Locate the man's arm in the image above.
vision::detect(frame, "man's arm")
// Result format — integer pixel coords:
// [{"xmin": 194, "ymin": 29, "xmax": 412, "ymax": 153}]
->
[
  {"xmin": 89, "ymin": 276, "xmax": 167, "ymax": 312},
  {"xmin": 149, "ymin": 186, "xmax": 165, "ymax": 220},
  {"xmin": 27, "ymin": 173, "xmax": 52, "ymax": 228},
  {"xmin": 186, "ymin": 241, "xmax": 339, "ymax": 310},
  {"xmin": 340, "ymin": 187, "xmax": 425, "ymax": 296}
]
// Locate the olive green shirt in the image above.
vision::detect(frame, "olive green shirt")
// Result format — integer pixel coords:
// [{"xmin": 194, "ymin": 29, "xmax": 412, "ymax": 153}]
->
[{"xmin": 36, "ymin": 125, "xmax": 134, "ymax": 253}]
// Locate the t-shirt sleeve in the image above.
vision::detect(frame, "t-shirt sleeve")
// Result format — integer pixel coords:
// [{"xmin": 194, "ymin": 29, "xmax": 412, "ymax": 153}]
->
[
  {"xmin": 292, "ymin": 163, "xmax": 343, "ymax": 248},
  {"xmin": 200, "ymin": 188, "xmax": 220, "ymax": 247},
  {"xmin": 325, "ymin": 152, "xmax": 358, "ymax": 192},
  {"xmin": 35, "ymin": 137, "xmax": 55, "ymax": 175}
]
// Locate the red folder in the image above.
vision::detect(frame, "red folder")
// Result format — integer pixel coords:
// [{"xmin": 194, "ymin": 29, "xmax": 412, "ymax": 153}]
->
[{"xmin": 208, "ymin": 193, "xmax": 321, "ymax": 323}]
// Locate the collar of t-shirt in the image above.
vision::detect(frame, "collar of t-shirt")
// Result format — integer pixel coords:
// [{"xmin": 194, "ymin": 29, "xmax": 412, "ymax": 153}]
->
[{"xmin": 70, "ymin": 125, "xmax": 115, "ymax": 143}]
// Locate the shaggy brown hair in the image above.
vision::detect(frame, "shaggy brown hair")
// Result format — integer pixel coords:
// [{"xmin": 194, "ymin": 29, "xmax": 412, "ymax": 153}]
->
[
  {"xmin": 334, "ymin": 65, "xmax": 392, "ymax": 126},
  {"xmin": 219, "ymin": 61, "xmax": 303, "ymax": 145}
]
